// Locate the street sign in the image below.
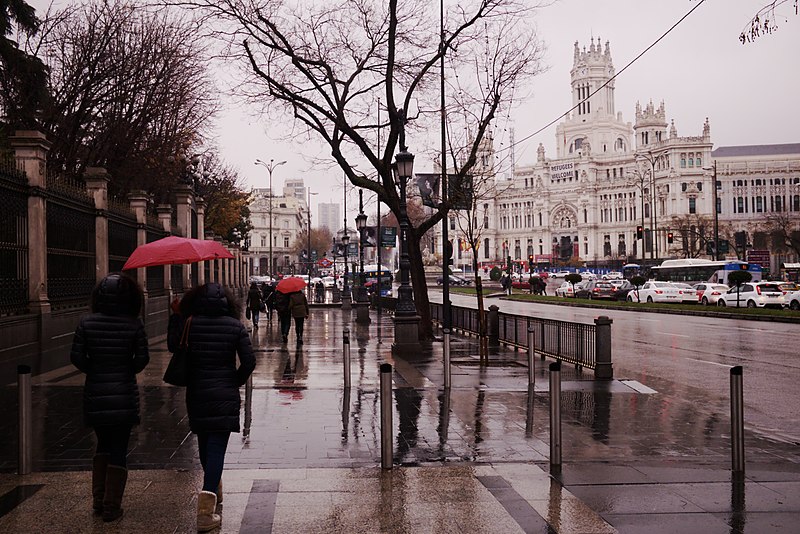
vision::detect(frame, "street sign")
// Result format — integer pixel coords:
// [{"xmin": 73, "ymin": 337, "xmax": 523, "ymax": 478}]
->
[
  {"xmin": 380, "ymin": 227, "xmax": 397, "ymax": 247},
  {"xmin": 747, "ymin": 249, "xmax": 770, "ymax": 268},
  {"xmin": 318, "ymin": 257, "xmax": 332, "ymax": 268}
]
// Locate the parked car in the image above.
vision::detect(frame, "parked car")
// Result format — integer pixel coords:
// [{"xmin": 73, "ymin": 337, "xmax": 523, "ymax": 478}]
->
[
  {"xmin": 436, "ymin": 274, "xmax": 471, "ymax": 286},
  {"xmin": 322, "ymin": 276, "xmax": 336, "ymax": 288},
  {"xmin": 693, "ymin": 283, "xmax": 729, "ymax": 305},
  {"xmin": 717, "ymin": 282, "xmax": 785, "ymax": 308},
  {"xmin": 578, "ymin": 271, "xmax": 597, "ymax": 280},
  {"xmin": 551, "ymin": 271, "xmax": 572, "ymax": 279},
  {"xmin": 611, "ymin": 280, "xmax": 636, "ymax": 301},
  {"xmin": 626, "ymin": 281, "xmax": 682, "ymax": 303},
  {"xmin": 777, "ymin": 282, "xmax": 800, "ymax": 295},
  {"xmin": 603, "ymin": 271, "xmax": 623, "ymax": 280},
  {"xmin": 785, "ymin": 290, "xmax": 800, "ymax": 310},
  {"xmin": 555, "ymin": 280, "xmax": 586, "ymax": 297},
  {"xmin": 672, "ymin": 282, "xmax": 698, "ymax": 303},
  {"xmin": 575, "ymin": 280, "xmax": 616, "ymax": 300}
]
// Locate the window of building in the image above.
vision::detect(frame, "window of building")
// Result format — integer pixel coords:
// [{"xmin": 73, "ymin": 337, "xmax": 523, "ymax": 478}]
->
[
  {"xmin": 696, "ymin": 157, "xmax": 702, "ymax": 167},
  {"xmin": 603, "ymin": 235, "xmax": 611, "ymax": 257},
  {"xmin": 756, "ymin": 197, "xmax": 763, "ymax": 212},
  {"xmin": 261, "ymin": 236, "xmax": 267, "ymax": 247},
  {"xmin": 775, "ymin": 196, "xmax": 783, "ymax": 212},
  {"xmin": 483, "ymin": 238, "xmax": 489, "ymax": 259},
  {"xmin": 284, "ymin": 237, "xmax": 289, "ymax": 247},
  {"xmin": 450, "ymin": 217, "xmax": 456, "ymax": 230},
  {"xmin": 680, "ymin": 153, "xmax": 686, "ymax": 168},
  {"xmin": 697, "ymin": 182, "xmax": 702, "ymax": 191},
  {"xmin": 716, "ymin": 197, "xmax": 722, "ymax": 214},
  {"xmin": 794, "ymin": 195, "xmax": 800, "ymax": 211},
  {"xmin": 681, "ymin": 182, "xmax": 687, "ymax": 192},
  {"xmin": 538, "ymin": 213, "xmax": 543, "ymax": 226},
  {"xmin": 615, "ymin": 138, "xmax": 625, "ymax": 151},
  {"xmin": 688, "ymin": 156, "xmax": 694, "ymax": 167},
  {"xmin": 484, "ymin": 216, "xmax": 489, "ymax": 229},
  {"xmin": 644, "ymin": 204, "xmax": 650, "ymax": 218},
  {"xmin": 583, "ymin": 209, "xmax": 587, "ymax": 223},
  {"xmin": 689, "ymin": 197, "xmax": 696, "ymax": 214}
]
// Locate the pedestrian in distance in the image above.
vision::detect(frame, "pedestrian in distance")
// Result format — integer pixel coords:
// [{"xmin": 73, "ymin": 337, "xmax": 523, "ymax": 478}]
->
[
  {"xmin": 168, "ymin": 283, "xmax": 255, "ymax": 532},
  {"xmin": 261, "ymin": 282, "xmax": 276, "ymax": 322},
  {"xmin": 315, "ymin": 280, "xmax": 325, "ymax": 303},
  {"xmin": 69, "ymin": 273, "xmax": 149, "ymax": 522},
  {"xmin": 289, "ymin": 289, "xmax": 310, "ymax": 345},
  {"xmin": 246, "ymin": 282, "xmax": 262, "ymax": 328},
  {"xmin": 275, "ymin": 289, "xmax": 292, "ymax": 343}
]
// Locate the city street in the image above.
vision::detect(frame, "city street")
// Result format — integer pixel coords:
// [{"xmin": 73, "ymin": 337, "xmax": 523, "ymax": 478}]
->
[{"xmin": 434, "ymin": 290, "xmax": 800, "ymax": 446}]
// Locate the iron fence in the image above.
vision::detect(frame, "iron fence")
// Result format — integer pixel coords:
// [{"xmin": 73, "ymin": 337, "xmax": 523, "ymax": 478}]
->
[
  {"xmin": 146, "ymin": 227, "xmax": 167, "ymax": 296},
  {"xmin": 46, "ymin": 198, "xmax": 96, "ymax": 308},
  {"xmin": 108, "ymin": 217, "xmax": 138, "ymax": 274},
  {"xmin": 498, "ymin": 312, "xmax": 596, "ymax": 370},
  {"xmin": 0, "ymin": 172, "xmax": 29, "ymax": 315}
]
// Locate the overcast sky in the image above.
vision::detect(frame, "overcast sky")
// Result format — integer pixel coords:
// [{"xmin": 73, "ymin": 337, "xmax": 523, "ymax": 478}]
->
[{"xmin": 30, "ymin": 1, "xmax": 800, "ymax": 222}]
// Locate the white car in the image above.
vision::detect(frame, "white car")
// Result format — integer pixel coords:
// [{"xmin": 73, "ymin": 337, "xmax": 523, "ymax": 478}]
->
[
  {"xmin": 551, "ymin": 271, "xmax": 572, "ymax": 279},
  {"xmin": 693, "ymin": 283, "xmax": 729, "ymax": 306},
  {"xmin": 579, "ymin": 271, "xmax": 597, "ymax": 280},
  {"xmin": 786, "ymin": 291, "xmax": 800, "ymax": 311},
  {"xmin": 555, "ymin": 280, "xmax": 587, "ymax": 298},
  {"xmin": 626, "ymin": 281, "xmax": 682, "ymax": 303},
  {"xmin": 717, "ymin": 282, "xmax": 785, "ymax": 309},
  {"xmin": 671, "ymin": 282, "xmax": 698, "ymax": 303},
  {"xmin": 603, "ymin": 271, "xmax": 623, "ymax": 280},
  {"xmin": 322, "ymin": 276, "xmax": 336, "ymax": 288}
]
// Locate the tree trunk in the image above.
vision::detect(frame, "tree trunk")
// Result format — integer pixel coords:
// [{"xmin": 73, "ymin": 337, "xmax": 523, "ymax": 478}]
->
[{"xmin": 407, "ymin": 227, "xmax": 433, "ymax": 340}]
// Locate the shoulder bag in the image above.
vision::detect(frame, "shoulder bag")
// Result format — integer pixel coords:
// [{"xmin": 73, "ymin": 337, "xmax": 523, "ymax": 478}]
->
[{"xmin": 163, "ymin": 316, "xmax": 192, "ymax": 387}]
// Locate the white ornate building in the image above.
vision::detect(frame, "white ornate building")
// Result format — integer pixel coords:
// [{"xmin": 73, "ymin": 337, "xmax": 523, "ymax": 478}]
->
[
  {"xmin": 247, "ymin": 180, "xmax": 309, "ymax": 275},
  {"xmin": 443, "ymin": 38, "xmax": 800, "ymax": 274}
]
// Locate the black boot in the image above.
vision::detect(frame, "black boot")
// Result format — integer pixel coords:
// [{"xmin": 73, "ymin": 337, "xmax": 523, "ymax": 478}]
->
[
  {"xmin": 102, "ymin": 465, "xmax": 128, "ymax": 522},
  {"xmin": 92, "ymin": 454, "xmax": 110, "ymax": 515}
]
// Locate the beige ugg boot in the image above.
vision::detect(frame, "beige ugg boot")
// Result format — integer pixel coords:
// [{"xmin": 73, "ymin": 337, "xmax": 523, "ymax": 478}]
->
[{"xmin": 197, "ymin": 491, "xmax": 221, "ymax": 532}]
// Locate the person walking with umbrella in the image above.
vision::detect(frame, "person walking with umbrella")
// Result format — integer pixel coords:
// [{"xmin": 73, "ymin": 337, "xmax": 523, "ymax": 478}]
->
[
  {"xmin": 168, "ymin": 283, "xmax": 255, "ymax": 532},
  {"xmin": 69, "ymin": 273, "xmax": 149, "ymax": 522},
  {"xmin": 246, "ymin": 282, "xmax": 263, "ymax": 328},
  {"xmin": 261, "ymin": 282, "xmax": 276, "ymax": 322},
  {"xmin": 275, "ymin": 277, "xmax": 307, "ymax": 344}
]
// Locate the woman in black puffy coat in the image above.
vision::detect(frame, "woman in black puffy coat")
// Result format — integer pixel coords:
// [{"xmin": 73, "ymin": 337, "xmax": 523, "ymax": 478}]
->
[
  {"xmin": 70, "ymin": 273, "xmax": 149, "ymax": 522},
  {"xmin": 168, "ymin": 282, "xmax": 255, "ymax": 532}
]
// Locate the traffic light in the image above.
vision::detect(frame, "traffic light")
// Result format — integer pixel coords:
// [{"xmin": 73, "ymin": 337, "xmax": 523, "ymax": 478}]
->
[
  {"xmin": 636, "ymin": 225, "xmax": 643, "ymax": 240},
  {"xmin": 528, "ymin": 255, "xmax": 534, "ymax": 271},
  {"xmin": 667, "ymin": 232, "xmax": 674, "ymax": 244}
]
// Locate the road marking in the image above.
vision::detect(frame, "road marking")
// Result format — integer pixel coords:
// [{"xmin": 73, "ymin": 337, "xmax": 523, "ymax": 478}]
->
[
  {"xmin": 619, "ymin": 380, "xmax": 658, "ymax": 394},
  {"xmin": 685, "ymin": 357, "xmax": 732, "ymax": 368},
  {"xmin": 659, "ymin": 332, "xmax": 690, "ymax": 338}
]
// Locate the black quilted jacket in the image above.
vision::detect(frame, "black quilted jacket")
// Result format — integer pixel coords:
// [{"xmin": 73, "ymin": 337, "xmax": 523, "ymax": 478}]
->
[
  {"xmin": 70, "ymin": 307, "xmax": 149, "ymax": 428},
  {"xmin": 168, "ymin": 285, "xmax": 255, "ymax": 433}
]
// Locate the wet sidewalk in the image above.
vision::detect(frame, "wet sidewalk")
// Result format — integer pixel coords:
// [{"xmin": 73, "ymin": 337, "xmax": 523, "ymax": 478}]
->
[{"xmin": 2, "ymin": 307, "xmax": 800, "ymax": 532}]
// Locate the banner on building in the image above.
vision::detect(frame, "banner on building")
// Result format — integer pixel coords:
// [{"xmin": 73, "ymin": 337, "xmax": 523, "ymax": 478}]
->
[
  {"xmin": 361, "ymin": 226, "xmax": 377, "ymax": 247},
  {"xmin": 448, "ymin": 174, "xmax": 473, "ymax": 210}
]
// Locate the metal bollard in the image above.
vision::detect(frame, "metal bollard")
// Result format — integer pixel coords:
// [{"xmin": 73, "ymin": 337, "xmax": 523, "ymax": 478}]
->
[
  {"xmin": 527, "ymin": 327, "xmax": 536, "ymax": 386},
  {"xmin": 243, "ymin": 375, "xmax": 253, "ymax": 438},
  {"xmin": 730, "ymin": 366, "xmax": 745, "ymax": 473},
  {"xmin": 343, "ymin": 328, "xmax": 352, "ymax": 389},
  {"xmin": 443, "ymin": 328, "xmax": 451, "ymax": 389},
  {"xmin": 18, "ymin": 365, "xmax": 32, "ymax": 475},
  {"xmin": 380, "ymin": 363, "xmax": 393, "ymax": 470},
  {"xmin": 549, "ymin": 361, "xmax": 562, "ymax": 472},
  {"xmin": 525, "ymin": 383, "xmax": 535, "ymax": 438}
]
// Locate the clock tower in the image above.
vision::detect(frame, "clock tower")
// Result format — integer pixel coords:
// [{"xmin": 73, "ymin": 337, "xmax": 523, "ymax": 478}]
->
[{"xmin": 555, "ymin": 38, "xmax": 632, "ymax": 158}]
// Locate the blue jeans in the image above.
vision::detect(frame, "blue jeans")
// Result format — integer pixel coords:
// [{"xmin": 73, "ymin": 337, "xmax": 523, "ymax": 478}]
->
[
  {"xmin": 197, "ymin": 432, "xmax": 231, "ymax": 492},
  {"xmin": 279, "ymin": 313, "xmax": 291, "ymax": 338},
  {"xmin": 95, "ymin": 425, "xmax": 132, "ymax": 467},
  {"xmin": 251, "ymin": 307, "xmax": 260, "ymax": 326}
]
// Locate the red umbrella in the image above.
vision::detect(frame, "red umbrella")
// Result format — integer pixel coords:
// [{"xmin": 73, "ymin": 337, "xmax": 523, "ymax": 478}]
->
[
  {"xmin": 122, "ymin": 236, "xmax": 234, "ymax": 270},
  {"xmin": 276, "ymin": 277, "xmax": 307, "ymax": 294}
]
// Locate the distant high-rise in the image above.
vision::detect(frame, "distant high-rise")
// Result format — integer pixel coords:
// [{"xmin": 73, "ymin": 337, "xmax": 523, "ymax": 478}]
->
[
  {"xmin": 318, "ymin": 202, "xmax": 341, "ymax": 233},
  {"xmin": 283, "ymin": 178, "xmax": 305, "ymax": 199}
]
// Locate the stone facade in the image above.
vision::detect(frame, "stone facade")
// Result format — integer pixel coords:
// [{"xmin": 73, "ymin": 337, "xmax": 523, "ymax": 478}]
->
[
  {"xmin": 439, "ymin": 38, "xmax": 800, "ymax": 273},
  {"xmin": 248, "ymin": 184, "xmax": 309, "ymax": 275}
]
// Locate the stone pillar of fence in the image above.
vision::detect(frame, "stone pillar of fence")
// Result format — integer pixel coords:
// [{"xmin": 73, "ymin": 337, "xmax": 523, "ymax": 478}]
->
[
  {"xmin": 215, "ymin": 237, "xmax": 227, "ymax": 286},
  {"xmin": 488, "ymin": 305, "xmax": 500, "ymax": 345},
  {"xmin": 84, "ymin": 168, "xmax": 110, "ymax": 283},
  {"xmin": 173, "ymin": 185, "xmax": 194, "ymax": 290},
  {"xmin": 594, "ymin": 316, "xmax": 614, "ymax": 379},
  {"xmin": 10, "ymin": 131, "xmax": 51, "ymax": 312},
  {"xmin": 223, "ymin": 241, "xmax": 232, "ymax": 287},
  {"xmin": 196, "ymin": 198, "xmax": 206, "ymax": 285},
  {"xmin": 128, "ymin": 191, "xmax": 149, "ymax": 295},
  {"xmin": 233, "ymin": 247, "xmax": 241, "ymax": 289},
  {"xmin": 205, "ymin": 231, "xmax": 216, "ymax": 282},
  {"xmin": 156, "ymin": 205, "xmax": 173, "ymax": 295}
]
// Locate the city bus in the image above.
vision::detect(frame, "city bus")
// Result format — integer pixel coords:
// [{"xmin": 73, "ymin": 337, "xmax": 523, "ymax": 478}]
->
[{"xmin": 649, "ymin": 259, "xmax": 762, "ymax": 285}]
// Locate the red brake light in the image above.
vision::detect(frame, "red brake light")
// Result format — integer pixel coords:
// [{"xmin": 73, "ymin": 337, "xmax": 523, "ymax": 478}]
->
[
  {"xmin": 756, "ymin": 286, "xmax": 761, "ymax": 295},
  {"xmin": 655, "ymin": 290, "xmax": 663, "ymax": 294},
  {"xmin": 711, "ymin": 291, "xmax": 720, "ymax": 295}
]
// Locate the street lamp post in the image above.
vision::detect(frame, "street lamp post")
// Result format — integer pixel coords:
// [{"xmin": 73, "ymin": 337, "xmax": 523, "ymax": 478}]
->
[
  {"xmin": 307, "ymin": 188, "xmax": 317, "ymax": 300},
  {"xmin": 355, "ymin": 190, "xmax": 370, "ymax": 324},
  {"xmin": 392, "ymin": 149, "xmax": 421, "ymax": 353},
  {"xmin": 703, "ymin": 161, "xmax": 720, "ymax": 260},
  {"xmin": 254, "ymin": 158, "xmax": 287, "ymax": 278},
  {"xmin": 341, "ymin": 232, "xmax": 351, "ymax": 310}
]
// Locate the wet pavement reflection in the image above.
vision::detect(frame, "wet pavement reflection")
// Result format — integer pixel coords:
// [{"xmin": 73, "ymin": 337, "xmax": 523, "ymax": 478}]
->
[{"xmin": 2, "ymin": 304, "xmax": 800, "ymax": 532}]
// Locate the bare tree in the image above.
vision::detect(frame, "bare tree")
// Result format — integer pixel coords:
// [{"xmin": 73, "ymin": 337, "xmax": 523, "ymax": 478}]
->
[
  {"xmin": 766, "ymin": 211, "xmax": 800, "ymax": 258},
  {"xmin": 669, "ymin": 214, "xmax": 712, "ymax": 258},
  {"xmin": 740, "ymin": 1, "xmax": 798, "ymax": 44},
  {"xmin": 180, "ymin": 0, "xmax": 544, "ymax": 339},
  {"xmin": 28, "ymin": 0, "xmax": 218, "ymax": 200}
]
